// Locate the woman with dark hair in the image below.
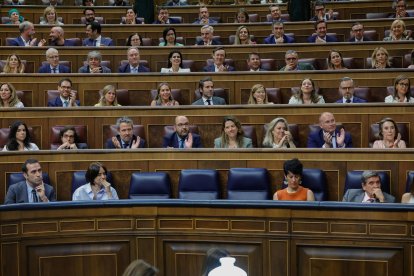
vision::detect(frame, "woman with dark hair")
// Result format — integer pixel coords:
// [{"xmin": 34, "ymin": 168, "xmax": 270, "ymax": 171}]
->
[
  {"xmin": 150, "ymin": 82, "xmax": 179, "ymax": 106},
  {"xmin": 160, "ymin": 50, "xmax": 190, "ymax": 73},
  {"xmin": 0, "ymin": 83, "xmax": 24, "ymax": 108},
  {"xmin": 288, "ymin": 78, "xmax": 325, "ymax": 104},
  {"xmin": 72, "ymin": 162, "xmax": 119, "ymax": 201},
  {"xmin": 372, "ymin": 117, "xmax": 406, "ymax": 149},
  {"xmin": 121, "ymin": 8, "xmax": 143, "ymax": 24},
  {"xmin": 273, "ymin": 158, "xmax": 315, "ymax": 201},
  {"xmin": 327, "ymin": 50, "xmax": 348, "ymax": 70},
  {"xmin": 201, "ymin": 248, "xmax": 230, "ymax": 276},
  {"xmin": 214, "ymin": 116, "xmax": 253, "ymax": 148},
  {"xmin": 126, "ymin": 33, "xmax": 143, "ymax": 46},
  {"xmin": 385, "ymin": 75, "xmax": 414, "ymax": 103},
  {"xmin": 2, "ymin": 121, "xmax": 39, "ymax": 151},
  {"xmin": 262, "ymin": 117, "xmax": 296, "ymax": 148},
  {"xmin": 159, "ymin": 27, "xmax": 184, "ymax": 46},
  {"xmin": 56, "ymin": 126, "xmax": 88, "ymax": 150}
]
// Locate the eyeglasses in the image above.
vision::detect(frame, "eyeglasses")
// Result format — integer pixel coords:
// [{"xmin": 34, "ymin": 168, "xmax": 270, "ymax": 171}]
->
[{"xmin": 398, "ymin": 82, "xmax": 410, "ymax": 87}]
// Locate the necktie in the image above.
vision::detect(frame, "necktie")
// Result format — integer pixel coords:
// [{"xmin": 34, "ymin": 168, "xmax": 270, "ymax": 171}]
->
[
  {"xmin": 332, "ymin": 134, "xmax": 337, "ymax": 148},
  {"xmin": 346, "ymin": 99, "xmax": 351, "ymax": 103},
  {"xmin": 52, "ymin": 67, "xmax": 57, "ymax": 73},
  {"xmin": 123, "ymin": 142, "xmax": 128, "ymax": 148},
  {"xmin": 368, "ymin": 198, "xmax": 375, "ymax": 203},
  {"xmin": 93, "ymin": 39, "xmax": 97, "ymax": 46},
  {"xmin": 206, "ymin": 99, "xmax": 211, "ymax": 105},
  {"xmin": 32, "ymin": 189, "xmax": 38, "ymax": 202},
  {"xmin": 63, "ymin": 100, "xmax": 69, "ymax": 107},
  {"xmin": 179, "ymin": 139, "xmax": 184, "ymax": 148}
]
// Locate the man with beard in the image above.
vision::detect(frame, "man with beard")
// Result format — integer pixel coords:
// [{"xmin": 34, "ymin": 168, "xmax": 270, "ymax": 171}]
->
[
  {"xmin": 335, "ymin": 77, "xmax": 366, "ymax": 103},
  {"xmin": 106, "ymin": 117, "xmax": 146, "ymax": 149},
  {"xmin": 48, "ymin": 27, "xmax": 78, "ymax": 46},
  {"xmin": 163, "ymin": 116, "xmax": 202, "ymax": 148}
]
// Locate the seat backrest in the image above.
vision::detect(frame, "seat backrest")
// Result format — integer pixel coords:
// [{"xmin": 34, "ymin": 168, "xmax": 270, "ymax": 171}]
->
[
  {"xmin": 194, "ymin": 88, "xmax": 228, "ymax": 104},
  {"xmin": 366, "ymin": 12, "xmax": 390, "ymax": 19},
  {"xmin": 141, "ymin": 37, "xmax": 152, "ymax": 46},
  {"xmin": 81, "ymin": 16, "xmax": 104, "ymax": 24},
  {"xmin": 369, "ymin": 122, "xmax": 409, "ymax": 147},
  {"xmin": 50, "ymin": 125, "xmax": 88, "ymax": 149},
  {"xmin": 119, "ymin": 59, "xmax": 149, "ymax": 70},
  {"xmin": 106, "ymin": 124, "xmax": 145, "ymax": 141},
  {"xmin": 129, "ymin": 172, "xmax": 171, "ymax": 199},
  {"xmin": 158, "ymin": 36, "xmax": 185, "ymax": 45},
  {"xmin": 266, "ymin": 88, "xmax": 282, "ymax": 104},
  {"xmin": 259, "ymin": 59, "xmax": 276, "ymax": 71},
  {"xmin": 65, "ymin": 38, "xmax": 82, "ymax": 46},
  {"xmin": 195, "ymin": 35, "xmax": 221, "ymax": 44},
  {"xmin": 386, "ymin": 85, "xmax": 414, "ymax": 98},
  {"xmin": 41, "ymin": 60, "xmax": 72, "ymax": 71},
  {"xmin": 206, "ymin": 58, "xmax": 235, "ymax": 68},
  {"xmin": 163, "ymin": 125, "xmax": 200, "ymax": 137},
  {"xmin": 47, "ymin": 90, "xmax": 78, "ymax": 104},
  {"xmin": 83, "ymin": 60, "xmax": 111, "ymax": 69},
  {"xmin": 228, "ymin": 34, "xmax": 255, "ymax": 45},
  {"xmin": 1, "ymin": 17, "xmax": 11, "ymax": 24},
  {"xmin": 344, "ymin": 171, "xmax": 390, "ymax": 194},
  {"xmin": 262, "ymin": 123, "xmax": 299, "ymax": 147},
  {"xmin": 71, "ymin": 170, "xmax": 113, "ymax": 195},
  {"xmin": 7, "ymin": 172, "xmax": 51, "ymax": 190},
  {"xmin": 241, "ymin": 125, "xmax": 257, "ymax": 148},
  {"xmin": 302, "ymin": 169, "xmax": 327, "ymax": 201},
  {"xmin": 227, "ymin": 168, "xmax": 270, "ymax": 200},
  {"xmin": 354, "ymin": 87, "xmax": 371, "ymax": 101},
  {"xmin": 248, "ymin": 13, "xmax": 258, "ymax": 22},
  {"xmin": 405, "ymin": 171, "xmax": 414, "ymax": 192},
  {"xmin": 178, "ymin": 169, "xmax": 220, "ymax": 200}
]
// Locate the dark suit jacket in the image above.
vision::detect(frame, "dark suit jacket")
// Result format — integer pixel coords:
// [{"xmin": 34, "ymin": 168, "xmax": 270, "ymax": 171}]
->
[
  {"xmin": 279, "ymin": 63, "xmax": 315, "ymax": 71},
  {"xmin": 38, "ymin": 64, "xmax": 71, "ymax": 73},
  {"xmin": 4, "ymin": 181, "xmax": 56, "ymax": 204},
  {"xmin": 162, "ymin": 132, "xmax": 202, "ymax": 148},
  {"xmin": 196, "ymin": 39, "xmax": 222, "ymax": 46},
  {"xmin": 348, "ymin": 36, "xmax": 373, "ymax": 42},
  {"xmin": 307, "ymin": 34, "xmax": 338, "ymax": 43},
  {"xmin": 342, "ymin": 189, "xmax": 395, "ymax": 203},
  {"xmin": 203, "ymin": 64, "xmax": 235, "ymax": 72},
  {"xmin": 335, "ymin": 97, "xmax": 367, "ymax": 103},
  {"xmin": 78, "ymin": 65, "xmax": 111, "ymax": 73},
  {"xmin": 307, "ymin": 128, "xmax": 353, "ymax": 148},
  {"xmin": 191, "ymin": 96, "xmax": 226, "ymax": 105},
  {"xmin": 105, "ymin": 134, "xmax": 146, "ymax": 149},
  {"xmin": 9, "ymin": 36, "xmax": 26, "ymax": 46},
  {"xmin": 264, "ymin": 34, "xmax": 295, "ymax": 44},
  {"xmin": 118, "ymin": 64, "xmax": 150, "ymax": 73},
  {"xmin": 82, "ymin": 37, "xmax": 114, "ymax": 46},
  {"xmin": 153, "ymin": 17, "xmax": 181, "ymax": 24},
  {"xmin": 193, "ymin": 18, "xmax": 218, "ymax": 24},
  {"xmin": 49, "ymin": 39, "xmax": 79, "ymax": 46},
  {"xmin": 47, "ymin": 96, "xmax": 80, "ymax": 107}
]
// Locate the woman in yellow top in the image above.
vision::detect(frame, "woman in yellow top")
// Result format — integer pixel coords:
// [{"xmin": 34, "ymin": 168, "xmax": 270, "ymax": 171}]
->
[
  {"xmin": 94, "ymin": 85, "xmax": 121, "ymax": 107},
  {"xmin": 273, "ymin": 158, "xmax": 315, "ymax": 201}
]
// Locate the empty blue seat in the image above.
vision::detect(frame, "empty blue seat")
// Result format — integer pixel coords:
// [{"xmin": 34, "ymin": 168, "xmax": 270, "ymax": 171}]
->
[
  {"xmin": 178, "ymin": 169, "xmax": 220, "ymax": 200},
  {"xmin": 129, "ymin": 172, "xmax": 171, "ymax": 199},
  {"xmin": 281, "ymin": 168, "xmax": 327, "ymax": 201},
  {"xmin": 71, "ymin": 171, "xmax": 113, "ymax": 195},
  {"xmin": 344, "ymin": 171, "xmax": 390, "ymax": 194},
  {"xmin": 227, "ymin": 168, "xmax": 270, "ymax": 200},
  {"xmin": 7, "ymin": 172, "xmax": 51, "ymax": 189}
]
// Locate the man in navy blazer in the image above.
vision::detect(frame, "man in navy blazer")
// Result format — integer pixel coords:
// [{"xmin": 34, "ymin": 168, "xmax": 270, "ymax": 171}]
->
[
  {"xmin": 163, "ymin": 116, "xmax": 202, "ymax": 148},
  {"xmin": 153, "ymin": 7, "xmax": 181, "ymax": 24},
  {"xmin": 307, "ymin": 112, "xmax": 353, "ymax": 148},
  {"xmin": 267, "ymin": 4, "xmax": 287, "ymax": 23},
  {"xmin": 105, "ymin": 117, "xmax": 146, "ymax": 149},
  {"xmin": 193, "ymin": 6, "xmax": 218, "ymax": 24},
  {"xmin": 9, "ymin": 21, "xmax": 46, "ymax": 47},
  {"xmin": 39, "ymin": 48, "xmax": 71, "ymax": 73},
  {"xmin": 118, "ymin": 47, "xmax": 150, "ymax": 73},
  {"xmin": 307, "ymin": 20, "xmax": 338, "ymax": 43},
  {"xmin": 348, "ymin": 22, "xmax": 374, "ymax": 42},
  {"xmin": 82, "ymin": 21, "xmax": 114, "ymax": 46},
  {"xmin": 192, "ymin": 77, "xmax": 226, "ymax": 105},
  {"xmin": 196, "ymin": 25, "xmax": 222, "ymax": 46},
  {"xmin": 4, "ymin": 159, "xmax": 56, "ymax": 204},
  {"xmin": 247, "ymin": 52, "xmax": 266, "ymax": 71},
  {"xmin": 335, "ymin": 77, "xmax": 367, "ymax": 104},
  {"xmin": 342, "ymin": 171, "xmax": 395, "ymax": 203},
  {"xmin": 203, "ymin": 47, "xmax": 235, "ymax": 72},
  {"xmin": 264, "ymin": 22, "xmax": 295, "ymax": 44},
  {"xmin": 78, "ymin": 50, "xmax": 111, "ymax": 73},
  {"xmin": 48, "ymin": 78, "xmax": 80, "ymax": 107}
]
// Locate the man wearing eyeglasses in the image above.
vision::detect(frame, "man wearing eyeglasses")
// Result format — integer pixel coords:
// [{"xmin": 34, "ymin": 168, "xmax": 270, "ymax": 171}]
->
[
  {"xmin": 39, "ymin": 48, "xmax": 70, "ymax": 73},
  {"xmin": 349, "ymin": 22, "xmax": 373, "ymax": 42},
  {"xmin": 163, "ymin": 116, "xmax": 202, "ymax": 148},
  {"xmin": 279, "ymin": 50, "xmax": 314, "ymax": 71},
  {"xmin": 47, "ymin": 78, "xmax": 80, "ymax": 107}
]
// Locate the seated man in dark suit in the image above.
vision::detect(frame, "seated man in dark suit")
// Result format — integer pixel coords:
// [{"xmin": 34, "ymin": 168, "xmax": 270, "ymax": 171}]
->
[
  {"xmin": 335, "ymin": 77, "xmax": 367, "ymax": 103},
  {"xmin": 48, "ymin": 78, "xmax": 80, "ymax": 107},
  {"xmin": 309, "ymin": 1, "xmax": 336, "ymax": 21},
  {"xmin": 163, "ymin": 116, "xmax": 202, "ymax": 148},
  {"xmin": 118, "ymin": 47, "xmax": 150, "ymax": 73},
  {"xmin": 9, "ymin": 21, "xmax": 46, "ymax": 47},
  {"xmin": 78, "ymin": 50, "xmax": 111, "ymax": 73},
  {"xmin": 38, "ymin": 48, "xmax": 71, "ymax": 73},
  {"xmin": 82, "ymin": 21, "xmax": 114, "ymax": 46},
  {"xmin": 153, "ymin": 7, "xmax": 181, "ymax": 24},
  {"xmin": 4, "ymin": 159, "xmax": 56, "ymax": 204},
  {"xmin": 192, "ymin": 77, "xmax": 226, "ymax": 105},
  {"xmin": 307, "ymin": 20, "xmax": 338, "ymax": 43},
  {"xmin": 342, "ymin": 171, "xmax": 395, "ymax": 203},
  {"xmin": 48, "ymin": 26, "xmax": 79, "ymax": 47},
  {"xmin": 279, "ymin": 50, "xmax": 314, "ymax": 71},
  {"xmin": 389, "ymin": 0, "xmax": 410, "ymax": 18},
  {"xmin": 267, "ymin": 4, "xmax": 287, "ymax": 23},
  {"xmin": 264, "ymin": 22, "xmax": 295, "ymax": 44},
  {"xmin": 307, "ymin": 112, "xmax": 353, "ymax": 148},
  {"xmin": 193, "ymin": 5, "xmax": 218, "ymax": 24},
  {"xmin": 203, "ymin": 47, "xmax": 235, "ymax": 72},
  {"xmin": 348, "ymin": 22, "xmax": 374, "ymax": 42},
  {"xmin": 112, "ymin": 0, "xmax": 127, "ymax": 6},
  {"xmin": 106, "ymin": 116, "xmax": 146, "ymax": 149},
  {"xmin": 247, "ymin": 52, "xmax": 266, "ymax": 72},
  {"xmin": 196, "ymin": 25, "xmax": 222, "ymax": 46}
]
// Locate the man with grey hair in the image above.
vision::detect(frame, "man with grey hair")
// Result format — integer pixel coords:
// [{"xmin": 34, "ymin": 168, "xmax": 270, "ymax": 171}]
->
[
  {"xmin": 8, "ymin": 21, "xmax": 46, "ymax": 46},
  {"xmin": 38, "ymin": 48, "xmax": 71, "ymax": 73},
  {"xmin": 105, "ymin": 117, "xmax": 146, "ymax": 149},
  {"xmin": 78, "ymin": 50, "xmax": 111, "ymax": 73},
  {"xmin": 118, "ymin": 47, "xmax": 150, "ymax": 73},
  {"xmin": 196, "ymin": 25, "xmax": 222, "ymax": 46},
  {"xmin": 279, "ymin": 50, "xmax": 314, "ymax": 71},
  {"xmin": 342, "ymin": 171, "xmax": 395, "ymax": 203},
  {"xmin": 264, "ymin": 22, "xmax": 295, "ymax": 44},
  {"xmin": 48, "ymin": 26, "xmax": 79, "ymax": 46},
  {"xmin": 335, "ymin": 77, "xmax": 367, "ymax": 103}
]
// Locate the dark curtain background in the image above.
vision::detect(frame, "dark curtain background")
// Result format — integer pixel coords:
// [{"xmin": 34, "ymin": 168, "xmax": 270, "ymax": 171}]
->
[{"xmin": 134, "ymin": 0, "xmax": 155, "ymax": 24}]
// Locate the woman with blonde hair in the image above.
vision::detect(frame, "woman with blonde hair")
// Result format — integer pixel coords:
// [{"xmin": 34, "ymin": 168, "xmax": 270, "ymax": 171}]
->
[
  {"xmin": 233, "ymin": 25, "xmax": 255, "ymax": 45},
  {"xmin": 262, "ymin": 117, "xmax": 296, "ymax": 148},
  {"xmin": 95, "ymin": 85, "xmax": 121, "ymax": 107},
  {"xmin": 40, "ymin": 6, "xmax": 63, "ymax": 25},
  {"xmin": 214, "ymin": 116, "xmax": 252, "ymax": 148},
  {"xmin": 2, "ymin": 54, "xmax": 25, "ymax": 74},
  {"xmin": 371, "ymin": 47, "xmax": 391, "ymax": 69},
  {"xmin": 288, "ymin": 78, "xmax": 325, "ymax": 104},
  {"xmin": 248, "ymin": 84, "xmax": 271, "ymax": 104},
  {"xmin": 383, "ymin": 19, "xmax": 412, "ymax": 41},
  {"xmin": 150, "ymin": 83, "xmax": 179, "ymax": 106},
  {"xmin": 0, "ymin": 83, "xmax": 24, "ymax": 108}
]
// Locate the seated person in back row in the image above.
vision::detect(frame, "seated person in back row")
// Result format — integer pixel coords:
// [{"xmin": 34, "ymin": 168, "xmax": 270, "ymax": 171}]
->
[
  {"xmin": 153, "ymin": 7, "xmax": 181, "ymax": 24},
  {"xmin": 203, "ymin": 47, "xmax": 235, "ymax": 72},
  {"xmin": 78, "ymin": 51, "xmax": 111, "ymax": 73},
  {"xmin": 163, "ymin": 116, "xmax": 202, "ymax": 148},
  {"xmin": 118, "ymin": 47, "xmax": 150, "ymax": 73},
  {"xmin": 56, "ymin": 126, "xmax": 88, "ymax": 150},
  {"xmin": 192, "ymin": 77, "xmax": 226, "ymax": 105},
  {"xmin": 264, "ymin": 22, "xmax": 295, "ymax": 44},
  {"xmin": 48, "ymin": 78, "xmax": 80, "ymax": 107},
  {"xmin": 342, "ymin": 171, "xmax": 395, "ymax": 203},
  {"xmin": 48, "ymin": 27, "xmax": 78, "ymax": 46},
  {"xmin": 335, "ymin": 77, "xmax": 366, "ymax": 103},
  {"xmin": 39, "ymin": 48, "xmax": 70, "ymax": 73},
  {"xmin": 82, "ymin": 21, "xmax": 114, "ymax": 46},
  {"xmin": 193, "ymin": 6, "xmax": 218, "ymax": 24},
  {"xmin": 279, "ymin": 50, "xmax": 314, "ymax": 71},
  {"xmin": 196, "ymin": 25, "xmax": 222, "ymax": 46},
  {"xmin": 106, "ymin": 116, "xmax": 146, "ymax": 149},
  {"xmin": 307, "ymin": 20, "xmax": 338, "ymax": 43}
]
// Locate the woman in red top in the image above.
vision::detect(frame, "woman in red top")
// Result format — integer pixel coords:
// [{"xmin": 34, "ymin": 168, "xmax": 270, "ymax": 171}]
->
[{"xmin": 273, "ymin": 158, "xmax": 315, "ymax": 201}]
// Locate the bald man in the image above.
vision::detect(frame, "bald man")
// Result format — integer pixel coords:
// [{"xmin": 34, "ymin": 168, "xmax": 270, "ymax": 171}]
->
[
  {"xmin": 307, "ymin": 112, "xmax": 353, "ymax": 148},
  {"xmin": 162, "ymin": 116, "xmax": 202, "ymax": 148},
  {"xmin": 49, "ymin": 26, "xmax": 78, "ymax": 46}
]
